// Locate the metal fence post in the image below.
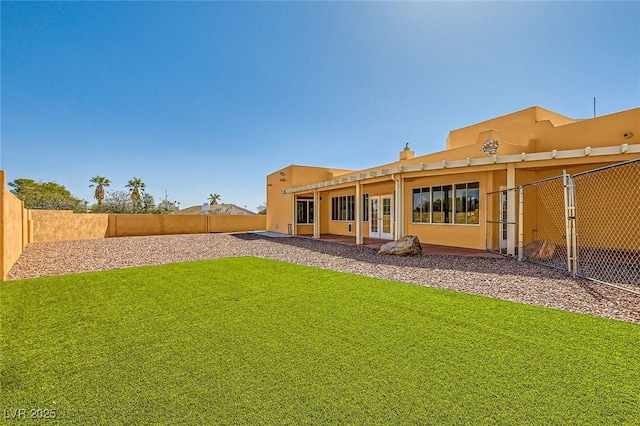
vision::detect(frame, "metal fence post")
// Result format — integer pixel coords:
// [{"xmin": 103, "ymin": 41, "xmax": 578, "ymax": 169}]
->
[
  {"xmin": 567, "ymin": 174, "xmax": 578, "ymax": 275},
  {"xmin": 518, "ymin": 186, "xmax": 524, "ymax": 261},
  {"xmin": 562, "ymin": 170, "xmax": 574, "ymax": 273}
]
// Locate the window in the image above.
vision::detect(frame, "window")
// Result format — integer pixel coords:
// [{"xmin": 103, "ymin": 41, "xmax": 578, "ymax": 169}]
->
[
  {"xmin": 412, "ymin": 182, "xmax": 479, "ymax": 225},
  {"xmin": 331, "ymin": 195, "xmax": 355, "ymax": 221},
  {"xmin": 363, "ymin": 194, "xmax": 369, "ymax": 221},
  {"xmin": 454, "ymin": 182, "xmax": 480, "ymax": 224},
  {"xmin": 432, "ymin": 186, "xmax": 451, "ymax": 224},
  {"xmin": 412, "ymin": 188, "xmax": 430, "ymax": 223},
  {"xmin": 296, "ymin": 199, "xmax": 314, "ymax": 224}
]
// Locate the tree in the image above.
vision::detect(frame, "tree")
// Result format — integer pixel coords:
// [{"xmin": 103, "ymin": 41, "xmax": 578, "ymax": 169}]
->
[
  {"xmin": 156, "ymin": 190, "xmax": 177, "ymax": 214},
  {"xmin": 142, "ymin": 193, "xmax": 155, "ymax": 213},
  {"xmin": 100, "ymin": 190, "xmax": 134, "ymax": 213},
  {"xmin": 126, "ymin": 177, "xmax": 145, "ymax": 207},
  {"xmin": 156, "ymin": 199, "xmax": 176, "ymax": 214},
  {"xmin": 256, "ymin": 202, "xmax": 267, "ymax": 215},
  {"xmin": 89, "ymin": 176, "xmax": 111, "ymax": 206},
  {"xmin": 208, "ymin": 193, "xmax": 221, "ymax": 205},
  {"xmin": 8, "ymin": 178, "xmax": 85, "ymax": 211}
]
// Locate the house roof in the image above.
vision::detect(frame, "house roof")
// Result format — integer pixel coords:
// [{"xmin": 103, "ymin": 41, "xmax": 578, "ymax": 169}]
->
[{"xmin": 281, "ymin": 106, "xmax": 640, "ymax": 194}]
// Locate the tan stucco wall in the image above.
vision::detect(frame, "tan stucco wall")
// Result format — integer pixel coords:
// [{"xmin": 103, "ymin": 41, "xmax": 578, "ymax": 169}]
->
[
  {"xmin": 266, "ymin": 165, "xmax": 353, "ymax": 234},
  {"xmin": 404, "ymin": 170, "xmax": 490, "ymax": 250},
  {"xmin": 29, "ymin": 210, "xmax": 110, "ymax": 242},
  {"xmin": 208, "ymin": 215, "xmax": 266, "ymax": 233},
  {"xmin": 0, "ymin": 170, "xmax": 27, "ymax": 280},
  {"xmin": 296, "ymin": 224, "xmax": 314, "ymax": 236},
  {"xmin": 0, "ymin": 169, "xmax": 267, "ymax": 280},
  {"xmin": 445, "ymin": 107, "xmax": 577, "ymax": 150},
  {"xmin": 535, "ymin": 108, "xmax": 640, "ymax": 152},
  {"xmin": 443, "ymin": 106, "xmax": 639, "ymax": 153},
  {"xmin": 108, "ymin": 214, "xmax": 208, "ymax": 237},
  {"xmin": 268, "ymin": 106, "xmax": 639, "ymax": 251},
  {"xmin": 27, "ymin": 211, "xmax": 266, "ymax": 242},
  {"xmin": 347, "ymin": 107, "xmax": 640, "ymax": 180},
  {"xmin": 322, "ymin": 187, "xmax": 354, "ymax": 236}
]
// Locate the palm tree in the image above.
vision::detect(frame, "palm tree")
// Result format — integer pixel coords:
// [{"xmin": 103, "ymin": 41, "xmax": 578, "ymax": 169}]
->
[
  {"xmin": 208, "ymin": 193, "xmax": 221, "ymax": 205},
  {"xmin": 126, "ymin": 177, "xmax": 146, "ymax": 206},
  {"xmin": 89, "ymin": 176, "xmax": 111, "ymax": 206}
]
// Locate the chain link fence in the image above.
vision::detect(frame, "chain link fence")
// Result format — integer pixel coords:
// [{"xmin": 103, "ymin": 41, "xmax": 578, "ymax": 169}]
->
[
  {"xmin": 573, "ymin": 159, "xmax": 640, "ymax": 289},
  {"xmin": 487, "ymin": 159, "xmax": 640, "ymax": 293},
  {"xmin": 520, "ymin": 175, "xmax": 569, "ymax": 271}
]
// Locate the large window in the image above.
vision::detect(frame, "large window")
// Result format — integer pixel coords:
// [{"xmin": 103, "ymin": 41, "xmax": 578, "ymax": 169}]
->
[
  {"xmin": 331, "ymin": 195, "xmax": 355, "ymax": 221},
  {"xmin": 454, "ymin": 182, "xmax": 480, "ymax": 224},
  {"xmin": 432, "ymin": 185, "xmax": 452, "ymax": 224},
  {"xmin": 296, "ymin": 199, "xmax": 314, "ymax": 224},
  {"xmin": 412, "ymin": 188, "xmax": 431, "ymax": 223},
  {"xmin": 412, "ymin": 182, "xmax": 479, "ymax": 225}
]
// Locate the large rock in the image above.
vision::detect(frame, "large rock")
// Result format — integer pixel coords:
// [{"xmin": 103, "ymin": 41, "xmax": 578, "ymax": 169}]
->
[{"xmin": 378, "ymin": 235, "xmax": 422, "ymax": 256}]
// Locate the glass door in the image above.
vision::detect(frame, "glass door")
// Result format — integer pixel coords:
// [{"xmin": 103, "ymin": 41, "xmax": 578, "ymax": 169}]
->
[
  {"xmin": 381, "ymin": 195, "xmax": 393, "ymax": 240},
  {"xmin": 369, "ymin": 197, "xmax": 380, "ymax": 238},
  {"xmin": 369, "ymin": 195, "xmax": 393, "ymax": 240}
]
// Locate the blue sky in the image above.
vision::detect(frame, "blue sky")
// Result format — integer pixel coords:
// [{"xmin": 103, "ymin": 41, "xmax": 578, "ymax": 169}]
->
[{"xmin": 2, "ymin": 1, "xmax": 639, "ymax": 211}]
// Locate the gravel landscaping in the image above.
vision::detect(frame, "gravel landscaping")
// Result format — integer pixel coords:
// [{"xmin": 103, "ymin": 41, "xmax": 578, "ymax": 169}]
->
[{"xmin": 6, "ymin": 232, "xmax": 640, "ymax": 323}]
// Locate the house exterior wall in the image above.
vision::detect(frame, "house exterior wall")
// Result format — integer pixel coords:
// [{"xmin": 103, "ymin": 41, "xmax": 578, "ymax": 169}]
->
[
  {"xmin": 268, "ymin": 106, "xmax": 640, "ymax": 251},
  {"xmin": 404, "ymin": 170, "xmax": 490, "ymax": 249},
  {"xmin": 267, "ymin": 165, "xmax": 353, "ymax": 234}
]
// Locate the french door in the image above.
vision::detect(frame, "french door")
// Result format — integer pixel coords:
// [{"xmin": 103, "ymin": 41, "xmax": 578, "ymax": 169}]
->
[{"xmin": 369, "ymin": 195, "xmax": 393, "ymax": 239}]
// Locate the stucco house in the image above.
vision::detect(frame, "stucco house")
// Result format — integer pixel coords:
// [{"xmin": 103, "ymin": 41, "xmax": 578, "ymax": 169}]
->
[{"xmin": 266, "ymin": 106, "xmax": 640, "ymax": 251}]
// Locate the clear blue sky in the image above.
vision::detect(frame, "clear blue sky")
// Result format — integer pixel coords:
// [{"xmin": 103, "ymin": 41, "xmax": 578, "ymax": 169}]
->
[{"xmin": 2, "ymin": 1, "xmax": 639, "ymax": 211}]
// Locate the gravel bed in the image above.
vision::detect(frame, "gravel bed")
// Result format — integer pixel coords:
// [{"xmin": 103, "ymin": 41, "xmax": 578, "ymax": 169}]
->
[{"xmin": 6, "ymin": 233, "xmax": 640, "ymax": 324}]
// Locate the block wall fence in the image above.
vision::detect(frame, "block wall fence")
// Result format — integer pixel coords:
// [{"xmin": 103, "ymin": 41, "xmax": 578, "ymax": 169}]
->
[{"xmin": 0, "ymin": 170, "xmax": 266, "ymax": 280}]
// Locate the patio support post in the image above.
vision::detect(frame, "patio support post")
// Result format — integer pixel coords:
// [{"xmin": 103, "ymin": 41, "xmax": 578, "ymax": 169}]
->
[
  {"xmin": 313, "ymin": 190, "xmax": 320, "ymax": 239},
  {"xmin": 291, "ymin": 195, "xmax": 297, "ymax": 236},
  {"xmin": 355, "ymin": 182, "xmax": 363, "ymax": 244},
  {"xmin": 507, "ymin": 163, "xmax": 516, "ymax": 256},
  {"xmin": 392, "ymin": 174, "xmax": 403, "ymax": 240},
  {"xmin": 397, "ymin": 177, "xmax": 404, "ymax": 239}
]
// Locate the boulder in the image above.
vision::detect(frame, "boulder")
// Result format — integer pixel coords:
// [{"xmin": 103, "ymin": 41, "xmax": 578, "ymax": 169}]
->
[{"xmin": 378, "ymin": 235, "xmax": 422, "ymax": 256}]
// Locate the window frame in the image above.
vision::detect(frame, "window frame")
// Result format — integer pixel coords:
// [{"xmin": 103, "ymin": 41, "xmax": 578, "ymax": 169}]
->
[
  {"xmin": 331, "ymin": 195, "xmax": 355, "ymax": 221},
  {"xmin": 296, "ymin": 199, "xmax": 314, "ymax": 224},
  {"xmin": 411, "ymin": 181, "xmax": 480, "ymax": 226}
]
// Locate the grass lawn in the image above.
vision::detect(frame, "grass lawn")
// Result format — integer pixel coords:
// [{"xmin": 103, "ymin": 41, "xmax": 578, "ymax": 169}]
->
[{"xmin": 1, "ymin": 257, "xmax": 639, "ymax": 424}]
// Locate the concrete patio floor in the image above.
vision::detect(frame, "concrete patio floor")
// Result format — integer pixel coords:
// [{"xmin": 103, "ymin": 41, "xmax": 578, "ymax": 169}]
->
[{"xmin": 297, "ymin": 234, "xmax": 504, "ymax": 258}]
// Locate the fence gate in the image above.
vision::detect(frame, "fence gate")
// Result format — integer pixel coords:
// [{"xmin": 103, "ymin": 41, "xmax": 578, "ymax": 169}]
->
[
  {"xmin": 519, "ymin": 174, "xmax": 571, "ymax": 271},
  {"xmin": 572, "ymin": 159, "xmax": 640, "ymax": 290},
  {"xmin": 486, "ymin": 160, "xmax": 640, "ymax": 293},
  {"xmin": 486, "ymin": 188, "xmax": 518, "ymax": 257}
]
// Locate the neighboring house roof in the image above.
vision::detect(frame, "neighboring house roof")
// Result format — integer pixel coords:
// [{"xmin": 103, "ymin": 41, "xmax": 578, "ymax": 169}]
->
[{"xmin": 176, "ymin": 203, "xmax": 257, "ymax": 215}]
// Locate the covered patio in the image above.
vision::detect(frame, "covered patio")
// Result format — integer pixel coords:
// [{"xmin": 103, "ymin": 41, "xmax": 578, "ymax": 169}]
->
[{"xmin": 305, "ymin": 234, "xmax": 504, "ymax": 258}]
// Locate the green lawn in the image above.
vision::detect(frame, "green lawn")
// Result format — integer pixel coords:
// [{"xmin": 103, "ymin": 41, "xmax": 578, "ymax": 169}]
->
[{"xmin": 1, "ymin": 257, "xmax": 639, "ymax": 424}]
